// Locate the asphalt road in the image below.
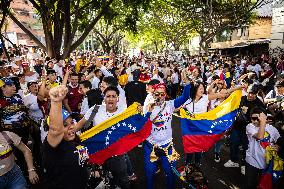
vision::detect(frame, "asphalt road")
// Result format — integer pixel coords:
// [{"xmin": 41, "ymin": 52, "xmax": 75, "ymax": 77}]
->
[{"xmin": 128, "ymin": 116, "xmax": 246, "ymax": 189}]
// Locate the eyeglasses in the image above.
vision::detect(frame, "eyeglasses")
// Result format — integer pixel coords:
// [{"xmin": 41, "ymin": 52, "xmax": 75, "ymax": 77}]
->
[
  {"xmin": 153, "ymin": 92, "xmax": 166, "ymax": 97},
  {"xmin": 251, "ymin": 117, "xmax": 259, "ymax": 121}
]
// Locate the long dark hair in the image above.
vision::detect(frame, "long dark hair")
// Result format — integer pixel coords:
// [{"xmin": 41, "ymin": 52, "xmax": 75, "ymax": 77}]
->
[{"xmin": 190, "ymin": 81, "xmax": 205, "ymax": 100}]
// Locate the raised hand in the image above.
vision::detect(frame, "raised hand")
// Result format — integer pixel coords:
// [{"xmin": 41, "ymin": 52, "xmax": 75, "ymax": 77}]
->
[
  {"xmin": 258, "ymin": 112, "xmax": 267, "ymax": 125},
  {"xmin": 49, "ymin": 85, "xmax": 68, "ymax": 102}
]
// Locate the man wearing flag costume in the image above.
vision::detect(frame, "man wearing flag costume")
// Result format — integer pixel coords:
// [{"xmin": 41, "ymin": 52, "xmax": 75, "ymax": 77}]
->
[{"xmin": 143, "ymin": 82, "xmax": 191, "ymax": 189}]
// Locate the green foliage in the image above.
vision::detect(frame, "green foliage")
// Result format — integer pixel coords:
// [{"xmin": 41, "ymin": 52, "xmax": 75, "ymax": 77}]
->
[
  {"xmin": 170, "ymin": 0, "xmax": 266, "ymax": 52},
  {"xmin": 124, "ymin": 0, "xmax": 194, "ymax": 52}
]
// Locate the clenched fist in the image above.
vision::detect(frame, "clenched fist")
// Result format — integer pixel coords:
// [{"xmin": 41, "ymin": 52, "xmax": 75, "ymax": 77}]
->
[{"xmin": 49, "ymin": 85, "xmax": 68, "ymax": 102}]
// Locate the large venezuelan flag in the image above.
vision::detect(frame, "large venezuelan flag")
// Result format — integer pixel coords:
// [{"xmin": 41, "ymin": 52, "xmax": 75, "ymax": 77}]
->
[
  {"xmin": 80, "ymin": 103, "xmax": 152, "ymax": 165},
  {"xmin": 180, "ymin": 90, "xmax": 242, "ymax": 153}
]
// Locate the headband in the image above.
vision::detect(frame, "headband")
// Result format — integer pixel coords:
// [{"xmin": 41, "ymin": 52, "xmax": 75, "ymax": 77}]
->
[{"xmin": 152, "ymin": 83, "xmax": 166, "ymax": 91}]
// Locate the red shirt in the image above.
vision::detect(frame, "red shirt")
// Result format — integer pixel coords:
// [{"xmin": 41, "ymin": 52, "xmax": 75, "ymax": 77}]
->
[{"xmin": 67, "ymin": 86, "xmax": 83, "ymax": 113}]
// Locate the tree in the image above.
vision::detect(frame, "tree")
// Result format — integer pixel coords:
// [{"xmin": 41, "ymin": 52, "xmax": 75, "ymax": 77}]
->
[
  {"xmin": 171, "ymin": 0, "xmax": 268, "ymax": 53},
  {"xmin": 125, "ymin": 0, "xmax": 194, "ymax": 52},
  {"xmin": 0, "ymin": 0, "xmax": 12, "ymax": 60},
  {"xmin": 93, "ymin": 19, "xmax": 124, "ymax": 53},
  {"xmin": 3, "ymin": 0, "xmax": 151, "ymax": 59}
]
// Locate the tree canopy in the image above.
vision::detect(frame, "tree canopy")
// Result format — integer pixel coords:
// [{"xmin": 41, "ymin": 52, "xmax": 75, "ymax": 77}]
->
[{"xmin": 2, "ymin": 0, "xmax": 151, "ymax": 59}]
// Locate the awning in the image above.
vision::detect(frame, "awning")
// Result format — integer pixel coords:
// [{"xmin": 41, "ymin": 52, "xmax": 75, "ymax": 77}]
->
[{"xmin": 247, "ymin": 39, "xmax": 271, "ymax": 45}]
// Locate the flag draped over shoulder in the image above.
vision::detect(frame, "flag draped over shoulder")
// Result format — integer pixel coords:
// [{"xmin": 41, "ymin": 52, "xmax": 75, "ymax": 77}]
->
[
  {"xmin": 80, "ymin": 103, "xmax": 152, "ymax": 165},
  {"xmin": 180, "ymin": 90, "xmax": 242, "ymax": 153}
]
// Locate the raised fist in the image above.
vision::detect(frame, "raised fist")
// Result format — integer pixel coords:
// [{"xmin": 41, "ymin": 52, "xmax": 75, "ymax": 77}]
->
[{"xmin": 49, "ymin": 85, "xmax": 68, "ymax": 102}]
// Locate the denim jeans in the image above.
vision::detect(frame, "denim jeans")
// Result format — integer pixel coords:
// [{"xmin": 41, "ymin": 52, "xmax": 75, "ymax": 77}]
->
[
  {"xmin": 214, "ymin": 140, "xmax": 223, "ymax": 154},
  {"xmin": 0, "ymin": 164, "xmax": 27, "ymax": 189},
  {"xmin": 229, "ymin": 129, "xmax": 248, "ymax": 164},
  {"xmin": 143, "ymin": 141, "xmax": 176, "ymax": 189}
]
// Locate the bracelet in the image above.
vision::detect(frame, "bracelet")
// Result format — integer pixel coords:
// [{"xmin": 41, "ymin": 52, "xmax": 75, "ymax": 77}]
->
[{"xmin": 28, "ymin": 168, "xmax": 36, "ymax": 172}]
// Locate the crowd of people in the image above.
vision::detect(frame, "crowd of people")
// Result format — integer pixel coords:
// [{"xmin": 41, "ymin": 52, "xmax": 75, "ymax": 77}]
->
[{"xmin": 0, "ymin": 45, "xmax": 284, "ymax": 189}]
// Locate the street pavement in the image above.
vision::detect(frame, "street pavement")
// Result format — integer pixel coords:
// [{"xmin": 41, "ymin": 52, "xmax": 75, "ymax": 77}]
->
[{"xmin": 128, "ymin": 116, "xmax": 246, "ymax": 189}]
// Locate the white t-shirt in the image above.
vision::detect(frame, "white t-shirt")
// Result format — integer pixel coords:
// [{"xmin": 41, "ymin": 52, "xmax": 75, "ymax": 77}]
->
[
  {"xmin": 143, "ymin": 93, "xmax": 155, "ymax": 115},
  {"xmin": 25, "ymin": 72, "xmax": 39, "ymax": 83},
  {"xmin": 184, "ymin": 95, "xmax": 209, "ymax": 114},
  {"xmin": 91, "ymin": 76, "xmax": 100, "ymax": 89},
  {"xmin": 246, "ymin": 123, "xmax": 280, "ymax": 169},
  {"xmin": 171, "ymin": 73, "xmax": 179, "ymax": 84},
  {"xmin": 147, "ymin": 101, "xmax": 176, "ymax": 146},
  {"xmin": 99, "ymin": 66, "xmax": 127, "ymax": 111},
  {"xmin": 247, "ymin": 64, "xmax": 262, "ymax": 77},
  {"xmin": 53, "ymin": 64, "xmax": 63, "ymax": 79},
  {"xmin": 23, "ymin": 93, "xmax": 43, "ymax": 123},
  {"xmin": 80, "ymin": 97, "xmax": 89, "ymax": 115},
  {"xmin": 84, "ymin": 105, "xmax": 123, "ymax": 126}
]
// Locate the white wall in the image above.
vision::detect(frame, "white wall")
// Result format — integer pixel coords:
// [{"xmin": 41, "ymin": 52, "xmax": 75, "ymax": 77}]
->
[{"xmin": 270, "ymin": 0, "xmax": 284, "ymax": 53}]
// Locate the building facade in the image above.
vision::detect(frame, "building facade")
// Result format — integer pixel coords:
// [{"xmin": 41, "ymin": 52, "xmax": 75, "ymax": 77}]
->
[
  {"xmin": 4, "ymin": 0, "xmax": 44, "ymax": 47},
  {"xmin": 269, "ymin": 0, "xmax": 284, "ymax": 56},
  {"xmin": 209, "ymin": 1, "xmax": 273, "ymax": 57}
]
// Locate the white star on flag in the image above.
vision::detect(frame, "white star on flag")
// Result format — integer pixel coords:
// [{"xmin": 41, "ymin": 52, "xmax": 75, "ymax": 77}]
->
[
  {"xmin": 128, "ymin": 124, "xmax": 132, "ymax": 129},
  {"xmin": 211, "ymin": 125, "xmax": 214, "ymax": 128},
  {"xmin": 132, "ymin": 127, "xmax": 136, "ymax": 132},
  {"xmin": 105, "ymin": 141, "xmax": 109, "ymax": 145},
  {"xmin": 219, "ymin": 120, "xmax": 223, "ymax": 124},
  {"xmin": 122, "ymin": 122, "xmax": 126, "ymax": 126},
  {"xmin": 106, "ymin": 136, "xmax": 109, "ymax": 140},
  {"xmin": 111, "ymin": 126, "xmax": 116, "ymax": 130},
  {"xmin": 208, "ymin": 130, "xmax": 213, "ymax": 133},
  {"xmin": 117, "ymin": 123, "xmax": 120, "ymax": 127},
  {"xmin": 108, "ymin": 131, "xmax": 112, "ymax": 134}
]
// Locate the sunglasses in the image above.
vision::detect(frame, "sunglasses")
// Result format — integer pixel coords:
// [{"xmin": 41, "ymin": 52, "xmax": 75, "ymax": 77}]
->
[
  {"xmin": 153, "ymin": 92, "xmax": 166, "ymax": 97},
  {"xmin": 251, "ymin": 117, "xmax": 259, "ymax": 121}
]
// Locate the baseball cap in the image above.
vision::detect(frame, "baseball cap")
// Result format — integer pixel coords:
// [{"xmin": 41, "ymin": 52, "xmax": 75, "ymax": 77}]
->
[
  {"xmin": 46, "ymin": 109, "xmax": 73, "ymax": 126},
  {"xmin": 62, "ymin": 109, "xmax": 72, "ymax": 122},
  {"xmin": 0, "ymin": 77, "xmax": 14, "ymax": 87}
]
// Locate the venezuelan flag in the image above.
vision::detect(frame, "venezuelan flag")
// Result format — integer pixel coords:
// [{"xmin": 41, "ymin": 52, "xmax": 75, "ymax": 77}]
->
[
  {"xmin": 265, "ymin": 146, "xmax": 283, "ymax": 183},
  {"xmin": 80, "ymin": 103, "xmax": 152, "ymax": 165},
  {"xmin": 180, "ymin": 90, "xmax": 242, "ymax": 153}
]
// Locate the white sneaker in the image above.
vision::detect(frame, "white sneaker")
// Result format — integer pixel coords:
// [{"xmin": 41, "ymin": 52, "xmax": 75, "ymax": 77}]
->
[
  {"xmin": 224, "ymin": 160, "xmax": 239, "ymax": 168},
  {"xmin": 241, "ymin": 166, "xmax": 245, "ymax": 175}
]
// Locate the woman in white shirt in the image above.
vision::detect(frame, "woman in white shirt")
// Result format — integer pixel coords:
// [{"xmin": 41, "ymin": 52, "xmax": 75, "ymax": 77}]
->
[{"xmin": 183, "ymin": 81, "xmax": 242, "ymax": 166}]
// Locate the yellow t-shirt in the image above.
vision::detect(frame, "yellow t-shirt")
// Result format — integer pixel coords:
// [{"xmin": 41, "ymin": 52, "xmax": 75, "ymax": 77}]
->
[{"xmin": 49, "ymin": 82, "xmax": 59, "ymax": 88}]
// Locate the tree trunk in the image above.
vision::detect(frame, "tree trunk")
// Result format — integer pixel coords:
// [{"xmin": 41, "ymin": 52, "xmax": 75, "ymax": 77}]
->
[
  {"xmin": 8, "ymin": 12, "xmax": 46, "ymax": 50},
  {"xmin": 0, "ymin": 34, "xmax": 10, "ymax": 61},
  {"xmin": 154, "ymin": 41, "xmax": 158, "ymax": 53}
]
